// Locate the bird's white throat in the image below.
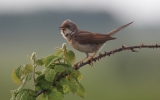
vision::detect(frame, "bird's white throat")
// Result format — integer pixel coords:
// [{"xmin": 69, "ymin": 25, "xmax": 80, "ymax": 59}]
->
[{"xmin": 61, "ymin": 28, "xmax": 75, "ymax": 39}]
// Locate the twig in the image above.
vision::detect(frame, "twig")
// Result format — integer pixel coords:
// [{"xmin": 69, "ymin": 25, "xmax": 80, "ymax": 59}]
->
[{"xmin": 74, "ymin": 44, "xmax": 160, "ymax": 70}]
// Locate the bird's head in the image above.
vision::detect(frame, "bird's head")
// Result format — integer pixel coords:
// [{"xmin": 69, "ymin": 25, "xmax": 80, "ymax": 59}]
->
[{"xmin": 59, "ymin": 19, "xmax": 78, "ymax": 40}]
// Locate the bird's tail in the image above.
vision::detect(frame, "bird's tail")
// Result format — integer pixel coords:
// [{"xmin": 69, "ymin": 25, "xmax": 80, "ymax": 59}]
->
[{"xmin": 107, "ymin": 21, "xmax": 133, "ymax": 36}]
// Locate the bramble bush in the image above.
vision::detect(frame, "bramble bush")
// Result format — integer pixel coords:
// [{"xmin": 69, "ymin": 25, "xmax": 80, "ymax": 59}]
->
[{"xmin": 11, "ymin": 43, "xmax": 86, "ymax": 100}]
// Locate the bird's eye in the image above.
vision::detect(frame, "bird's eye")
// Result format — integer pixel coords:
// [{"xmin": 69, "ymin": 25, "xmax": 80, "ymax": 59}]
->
[{"xmin": 66, "ymin": 25, "xmax": 70, "ymax": 28}]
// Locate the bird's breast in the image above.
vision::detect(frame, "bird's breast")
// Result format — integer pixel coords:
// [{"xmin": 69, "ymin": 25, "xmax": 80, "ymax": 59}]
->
[{"xmin": 69, "ymin": 40, "xmax": 104, "ymax": 53}]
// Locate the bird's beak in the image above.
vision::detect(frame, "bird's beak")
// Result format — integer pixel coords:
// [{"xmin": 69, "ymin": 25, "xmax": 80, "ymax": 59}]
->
[{"xmin": 59, "ymin": 27, "xmax": 65, "ymax": 30}]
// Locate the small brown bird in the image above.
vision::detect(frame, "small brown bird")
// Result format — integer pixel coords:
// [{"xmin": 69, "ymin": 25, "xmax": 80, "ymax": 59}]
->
[{"xmin": 59, "ymin": 19, "xmax": 133, "ymax": 66}]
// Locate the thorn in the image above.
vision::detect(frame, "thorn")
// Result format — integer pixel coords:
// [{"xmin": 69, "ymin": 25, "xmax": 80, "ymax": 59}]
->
[
  {"xmin": 104, "ymin": 51, "xmax": 107, "ymax": 54},
  {"xmin": 122, "ymin": 45, "xmax": 128, "ymax": 50},
  {"xmin": 156, "ymin": 44, "xmax": 158, "ymax": 48},
  {"xmin": 152, "ymin": 44, "xmax": 155, "ymax": 49},
  {"xmin": 141, "ymin": 43, "xmax": 144, "ymax": 47},
  {"xmin": 108, "ymin": 53, "xmax": 111, "ymax": 56},
  {"xmin": 131, "ymin": 48, "xmax": 138, "ymax": 52},
  {"xmin": 111, "ymin": 50, "xmax": 115, "ymax": 55},
  {"xmin": 122, "ymin": 45, "xmax": 125, "ymax": 49},
  {"xmin": 99, "ymin": 53, "xmax": 102, "ymax": 57}
]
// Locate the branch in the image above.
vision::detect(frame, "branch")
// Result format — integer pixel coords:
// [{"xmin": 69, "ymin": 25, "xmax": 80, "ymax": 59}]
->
[{"xmin": 74, "ymin": 44, "xmax": 160, "ymax": 70}]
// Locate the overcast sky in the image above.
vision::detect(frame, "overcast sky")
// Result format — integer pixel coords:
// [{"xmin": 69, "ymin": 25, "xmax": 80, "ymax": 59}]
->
[{"xmin": 0, "ymin": 0, "xmax": 160, "ymax": 26}]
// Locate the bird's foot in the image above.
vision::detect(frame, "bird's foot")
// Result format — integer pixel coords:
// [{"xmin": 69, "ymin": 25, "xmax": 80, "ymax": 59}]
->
[
  {"xmin": 87, "ymin": 57, "xmax": 94, "ymax": 66},
  {"xmin": 73, "ymin": 62, "xmax": 81, "ymax": 69}
]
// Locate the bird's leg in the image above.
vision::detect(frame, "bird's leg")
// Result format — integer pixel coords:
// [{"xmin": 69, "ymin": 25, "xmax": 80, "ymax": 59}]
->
[
  {"xmin": 87, "ymin": 52, "xmax": 97, "ymax": 66},
  {"xmin": 74, "ymin": 53, "xmax": 89, "ymax": 67}
]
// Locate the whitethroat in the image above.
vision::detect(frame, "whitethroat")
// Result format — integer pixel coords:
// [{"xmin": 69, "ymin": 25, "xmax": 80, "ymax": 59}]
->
[{"xmin": 59, "ymin": 19, "xmax": 133, "ymax": 66}]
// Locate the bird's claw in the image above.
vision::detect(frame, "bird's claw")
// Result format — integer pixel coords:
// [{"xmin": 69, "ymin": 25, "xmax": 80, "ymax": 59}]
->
[{"xmin": 87, "ymin": 57, "xmax": 93, "ymax": 66}]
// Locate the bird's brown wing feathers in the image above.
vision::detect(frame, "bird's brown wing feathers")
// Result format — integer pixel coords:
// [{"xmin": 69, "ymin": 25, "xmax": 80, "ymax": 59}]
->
[{"xmin": 75, "ymin": 31, "xmax": 116, "ymax": 44}]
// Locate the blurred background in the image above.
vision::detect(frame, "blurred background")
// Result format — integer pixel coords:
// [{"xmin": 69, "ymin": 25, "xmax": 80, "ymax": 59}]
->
[{"xmin": 0, "ymin": 0, "xmax": 160, "ymax": 100}]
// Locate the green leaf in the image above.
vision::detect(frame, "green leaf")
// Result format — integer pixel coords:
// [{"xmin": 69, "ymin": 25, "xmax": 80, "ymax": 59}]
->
[
  {"xmin": 16, "ymin": 89, "xmax": 29, "ymax": 100},
  {"xmin": 12, "ymin": 64, "xmax": 33, "ymax": 84},
  {"xmin": 64, "ymin": 50, "xmax": 76, "ymax": 65},
  {"xmin": 76, "ymin": 82, "xmax": 86, "ymax": 98},
  {"xmin": 48, "ymin": 88, "xmax": 64, "ymax": 100},
  {"xmin": 28, "ymin": 89, "xmax": 37, "ymax": 97},
  {"xmin": 70, "ymin": 70, "xmax": 82, "ymax": 81},
  {"xmin": 60, "ymin": 78, "xmax": 70, "ymax": 94},
  {"xmin": 38, "ymin": 93, "xmax": 48, "ymax": 100},
  {"xmin": 55, "ymin": 48, "xmax": 63, "ymax": 56},
  {"xmin": 54, "ymin": 65, "xmax": 65, "ymax": 73},
  {"xmin": 27, "ymin": 96, "xmax": 36, "ymax": 100},
  {"xmin": 35, "ymin": 71, "xmax": 42, "ymax": 75},
  {"xmin": 69, "ymin": 78, "xmax": 78, "ymax": 94},
  {"xmin": 10, "ymin": 84, "xmax": 24, "ymax": 96},
  {"xmin": 39, "ymin": 80, "xmax": 52, "ymax": 90},
  {"xmin": 36, "ymin": 58, "xmax": 44, "ymax": 66},
  {"xmin": 15, "ymin": 89, "xmax": 36, "ymax": 100},
  {"xmin": 43, "ymin": 68, "xmax": 57, "ymax": 82},
  {"xmin": 10, "ymin": 95, "xmax": 16, "ymax": 100},
  {"xmin": 23, "ymin": 64, "xmax": 33, "ymax": 75},
  {"xmin": 36, "ymin": 75, "xmax": 52, "ymax": 90},
  {"xmin": 44, "ymin": 54, "xmax": 58, "ymax": 67},
  {"xmin": 21, "ymin": 73, "xmax": 32, "ymax": 84},
  {"xmin": 12, "ymin": 69, "xmax": 21, "ymax": 84}
]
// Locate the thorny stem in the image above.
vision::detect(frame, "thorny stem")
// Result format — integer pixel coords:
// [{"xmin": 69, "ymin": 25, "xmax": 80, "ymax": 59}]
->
[
  {"xmin": 74, "ymin": 44, "xmax": 160, "ymax": 70},
  {"xmin": 36, "ymin": 43, "xmax": 160, "ymax": 96}
]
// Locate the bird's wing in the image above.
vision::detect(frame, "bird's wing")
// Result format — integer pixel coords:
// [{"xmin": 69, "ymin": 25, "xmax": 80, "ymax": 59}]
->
[{"xmin": 75, "ymin": 31, "xmax": 116, "ymax": 44}]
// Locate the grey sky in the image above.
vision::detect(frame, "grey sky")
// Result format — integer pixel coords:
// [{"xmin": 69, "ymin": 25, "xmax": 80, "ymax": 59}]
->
[{"xmin": 0, "ymin": 0, "xmax": 160, "ymax": 26}]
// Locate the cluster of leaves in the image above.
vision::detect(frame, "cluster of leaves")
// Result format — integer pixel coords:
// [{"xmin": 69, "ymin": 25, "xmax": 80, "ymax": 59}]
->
[{"xmin": 11, "ymin": 43, "xmax": 86, "ymax": 100}]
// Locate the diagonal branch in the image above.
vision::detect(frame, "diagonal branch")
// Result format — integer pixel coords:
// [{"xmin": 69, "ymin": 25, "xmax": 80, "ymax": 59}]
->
[{"xmin": 74, "ymin": 44, "xmax": 160, "ymax": 70}]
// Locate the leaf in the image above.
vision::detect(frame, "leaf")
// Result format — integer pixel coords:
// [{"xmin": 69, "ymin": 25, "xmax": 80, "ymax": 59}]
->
[
  {"xmin": 39, "ymin": 80, "xmax": 52, "ymax": 90},
  {"xmin": 35, "ymin": 71, "xmax": 42, "ymax": 75},
  {"xmin": 55, "ymin": 47, "xmax": 63, "ymax": 56},
  {"xmin": 44, "ymin": 54, "xmax": 58, "ymax": 67},
  {"xmin": 38, "ymin": 93, "xmax": 48, "ymax": 100},
  {"xmin": 70, "ymin": 70, "xmax": 82, "ymax": 81},
  {"xmin": 12, "ymin": 69, "xmax": 21, "ymax": 84},
  {"xmin": 76, "ymin": 82, "xmax": 86, "ymax": 98},
  {"xmin": 21, "ymin": 73, "xmax": 32, "ymax": 84},
  {"xmin": 16, "ymin": 89, "xmax": 29, "ymax": 100},
  {"xmin": 12, "ymin": 64, "xmax": 33, "ymax": 84},
  {"xmin": 43, "ymin": 68, "xmax": 57, "ymax": 82},
  {"xmin": 54, "ymin": 65, "xmax": 65, "ymax": 73},
  {"xmin": 28, "ymin": 89, "xmax": 37, "ymax": 97},
  {"xmin": 69, "ymin": 78, "xmax": 78, "ymax": 94},
  {"xmin": 64, "ymin": 50, "xmax": 76, "ymax": 65},
  {"xmin": 15, "ymin": 89, "xmax": 36, "ymax": 100},
  {"xmin": 48, "ymin": 88, "xmax": 64, "ymax": 100},
  {"xmin": 36, "ymin": 75, "xmax": 52, "ymax": 90},
  {"xmin": 23, "ymin": 64, "xmax": 33, "ymax": 75},
  {"xmin": 10, "ymin": 84, "xmax": 23, "ymax": 95},
  {"xmin": 36, "ymin": 58, "xmax": 44, "ymax": 66},
  {"xmin": 60, "ymin": 78, "xmax": 70, "ymax": 94},
  {"xmin": 10, "ymin": 95, "xmax": 16, "ymax": 100}
]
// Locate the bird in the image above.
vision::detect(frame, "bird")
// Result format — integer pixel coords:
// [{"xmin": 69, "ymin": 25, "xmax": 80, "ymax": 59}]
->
[{"xmin": 59, "ymin": 19, "xmax": 133, "ymax": 67}]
